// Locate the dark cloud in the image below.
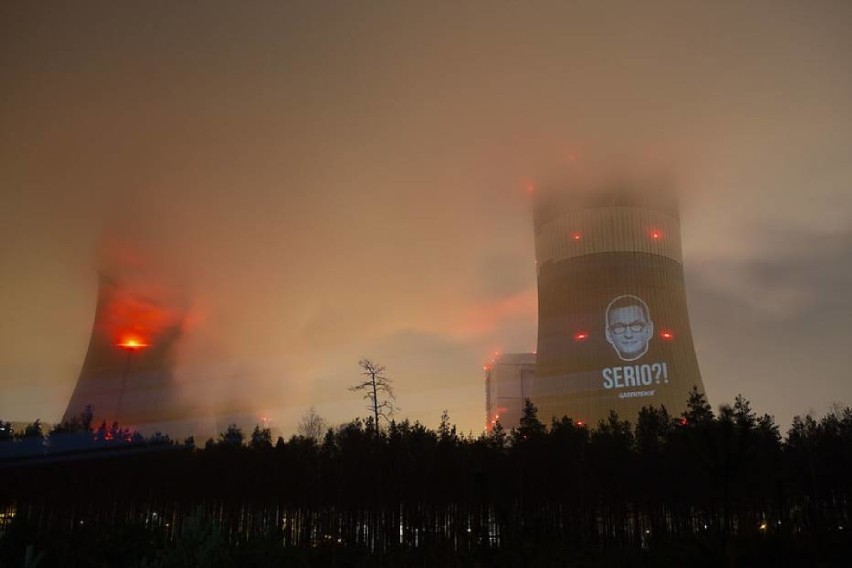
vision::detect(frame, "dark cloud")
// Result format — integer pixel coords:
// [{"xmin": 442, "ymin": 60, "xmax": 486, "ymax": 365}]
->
[{"xmin": 689, "ymin": 229, "xmax": 852, "ymax": 428}]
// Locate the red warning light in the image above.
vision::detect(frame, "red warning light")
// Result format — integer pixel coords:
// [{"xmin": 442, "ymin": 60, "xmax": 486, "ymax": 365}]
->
[
  {"xmin": 573, "ymin": 331, "xmax": 589, "ymax": 342},
  {"xmin": 649, "ymin": 229, "xmax": 663, "ymax": 241},
  {"xmin": 117, "ymin": 337, "xmax": 149, "ymax": 351},
  {"xmin": 660, "ymin": 330, "xmax": 675, "ymax": 341},
  {"xmin": 570, "ymin": 232, "xmax": 582, "ymax": 241}
]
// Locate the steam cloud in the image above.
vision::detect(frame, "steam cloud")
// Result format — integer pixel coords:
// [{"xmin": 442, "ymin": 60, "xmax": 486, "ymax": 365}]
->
[{"xmin": 1, "ymin": 1, "xmax": 851, "ymax": 436}]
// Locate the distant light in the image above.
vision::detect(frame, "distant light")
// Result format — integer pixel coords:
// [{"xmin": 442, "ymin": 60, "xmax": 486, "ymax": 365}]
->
[
  {"xmin": 570, "ymin": 232, "xmax": 582, "ymax": 241},
  {"xmin": 117, "ymin": 338, "xmax": 149, "ymax": 351},
  {"xmin": 660, "ymin": 330, "xmax": 675, "ymax": 341},
  {"xmin": 577, "ymin": 420, "xmax": 585, "ymax": 427},
  {"xmin": 573, "ymin": 331, "xmax": 589, "ymax": 342},
  {"xmin": 649, "ymin": 229, "xmax": 663, "ymax": 240}
]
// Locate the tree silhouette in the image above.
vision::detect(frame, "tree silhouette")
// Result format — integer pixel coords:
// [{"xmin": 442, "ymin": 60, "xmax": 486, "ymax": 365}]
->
[
  {"xmin": 349, "ymin": 359, "xmax": 398, "ymax": 431},
  {"xmin": 218, "ymin": 424, "xmax": 244, "ymax": 447},
  {"xmin": 249, "ymin": 425, "xmax": 272, "ymax": 450},
  {"xmin": 1, "ymin": 393, "xmax": 851, "ymax": 565},
  {"xmin": 511, "ymin": 398, "xmax": 545, "ymax": 445},
  {"xmin": 488, "ymin": 419, "xmax": 508, "ymax": 450},
  {"xmin": 683, "ymin": 385, "xmax": 714, "ymax": 424},
  {"xmin": 297, "ymin": 406, "xmax": 327, "ymax": 440},
  {"xmin": 19, "ymin": 419, "xmax": 43, "ymax": 439}
]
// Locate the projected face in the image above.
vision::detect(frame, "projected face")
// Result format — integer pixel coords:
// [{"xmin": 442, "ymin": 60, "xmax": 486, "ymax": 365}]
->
[{"xmin": 605, "ymin": 295, "xmax": 654, "ymax": 361}]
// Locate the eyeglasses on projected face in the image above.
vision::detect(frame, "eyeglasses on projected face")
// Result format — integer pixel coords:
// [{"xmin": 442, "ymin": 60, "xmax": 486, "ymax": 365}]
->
[{"xmin": 609, "ymin": 322, "xmax": 648, "ymax": 335}]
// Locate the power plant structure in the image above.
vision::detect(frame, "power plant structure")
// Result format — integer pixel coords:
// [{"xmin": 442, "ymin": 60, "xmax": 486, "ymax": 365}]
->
[
  {"xmin": 484, "ymin": 353, "xmax": 536, "ymax": 431},
  {"xmin": 63, "ymin": 274, "xmax": 191, "ymax": 434},
  {"xmin": 529, "ymin": 180, "xmax": 705, "ymax": 426}
]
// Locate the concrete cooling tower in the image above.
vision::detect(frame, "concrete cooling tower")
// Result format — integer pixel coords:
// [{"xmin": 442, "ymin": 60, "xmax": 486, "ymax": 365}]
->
[
  {"xmin": 532, "ymin": 181, "xmax": 705, "ymax": 425},
  {"xmin": 63, "ymin": 275, "xmax": 190, "ymax": 434}
]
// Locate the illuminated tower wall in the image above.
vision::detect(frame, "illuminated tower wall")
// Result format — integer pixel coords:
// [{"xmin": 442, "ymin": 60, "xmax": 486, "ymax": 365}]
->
[
  {"xmin": 533, "ymin": 183, "xmax": 704, "ymax": 425},
  {"xmin": 63, "ymin": 275, "xmax": 187, "ymax": 433}
]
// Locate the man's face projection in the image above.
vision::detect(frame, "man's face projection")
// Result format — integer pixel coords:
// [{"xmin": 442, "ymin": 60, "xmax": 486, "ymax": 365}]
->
[{"xmin": 605, "ymin": 300, "xmax": 654, "ymax": 361}]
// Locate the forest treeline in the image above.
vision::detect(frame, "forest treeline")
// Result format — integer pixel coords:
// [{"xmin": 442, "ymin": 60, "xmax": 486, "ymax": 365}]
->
[{"xmin": 1, "ymin": 389, "xmax": 851, "ymax": 566}]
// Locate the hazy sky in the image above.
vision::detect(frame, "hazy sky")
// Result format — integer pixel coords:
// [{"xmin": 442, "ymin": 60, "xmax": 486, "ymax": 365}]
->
[{"xmin": 2, "ymin": 1, "xmax": 851, "ymax": 437}]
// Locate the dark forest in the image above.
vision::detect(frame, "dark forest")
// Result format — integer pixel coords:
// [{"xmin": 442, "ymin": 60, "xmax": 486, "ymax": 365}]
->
[{"xmin": 1, "ymin": 390, "xmax": 850, "ymax": 567}]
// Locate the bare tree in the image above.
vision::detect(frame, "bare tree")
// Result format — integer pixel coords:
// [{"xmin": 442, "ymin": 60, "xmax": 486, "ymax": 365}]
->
[
  {"xmin": 350, "ymin": 359, "xmax": 398, "ymax": 431},
  {"xmin": 297, "ymin": 406, "xmax": 327, "ymax": 440}
]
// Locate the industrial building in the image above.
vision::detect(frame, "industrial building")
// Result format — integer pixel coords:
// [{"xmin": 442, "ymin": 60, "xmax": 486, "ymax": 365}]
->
[
  {"xmin": 484, "ymin": 352, "xmax": 536, "ymax": 431},
  {"xmin": 62, "ymin": 275, "xmax": 191, "ymax": 434},
  {"xmin": 530, "ymin": 180, "xmax": 705, "ymax": 425}
]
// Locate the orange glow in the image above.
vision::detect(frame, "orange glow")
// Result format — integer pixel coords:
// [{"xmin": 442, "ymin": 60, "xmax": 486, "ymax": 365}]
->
[
  {"xmin": 520, "ymin": 178, "xmax": 536, "ymax": 194},
  {"xmin": 573, "ymin": 331, "xmax": 589, "ymax": 342},
  {"xmin": 455, "ymin": 288, "xmax": 536, "ymax": 337},
  {"xmin": 570, "ymin": 232, "xmax": 582, "ymax": 241},
  {"xmin": 649, "ymin": 229, "xmax": 663, "ymax": 240},
  {"xmin": 96, "ymin": 273, "xmax": 183, "ymax": 357},
  {"xmin": 660, "ymin": 330, "xmax": 675, "ymax": 341},
  {"xmin": 117, "ymin": 338, "xmax": 150, "ymax": 351}
]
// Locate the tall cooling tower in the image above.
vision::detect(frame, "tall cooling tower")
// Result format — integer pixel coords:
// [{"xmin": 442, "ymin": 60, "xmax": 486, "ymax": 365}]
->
[
  {"xmin": 63, "ymin": 275, "xmax": 187, "ymax": 433},
  {"xmin": 533, "ymin": 182, "xmax": 705, "ymax": 425}
]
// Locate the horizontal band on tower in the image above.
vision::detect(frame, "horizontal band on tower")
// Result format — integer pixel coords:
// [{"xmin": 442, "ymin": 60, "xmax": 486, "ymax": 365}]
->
[{"xmin": 535, "ymin": 206, "xmax": 682, "ymax": 265}]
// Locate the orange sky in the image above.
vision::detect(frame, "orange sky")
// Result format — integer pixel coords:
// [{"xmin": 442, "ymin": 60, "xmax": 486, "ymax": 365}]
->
[{"xmin": 1, "ymin": 1, "xmax": 851, "ymax": 437}]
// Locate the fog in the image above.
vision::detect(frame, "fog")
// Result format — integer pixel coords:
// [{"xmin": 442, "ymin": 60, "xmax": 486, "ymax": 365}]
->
[{"xmin": 2, "ymin": 1, "xmax": 851, "ymax": 437}]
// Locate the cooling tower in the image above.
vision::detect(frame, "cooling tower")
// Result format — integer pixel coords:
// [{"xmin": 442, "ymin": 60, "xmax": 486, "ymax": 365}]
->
[
  {"xmin": 532, "ymin": 181, "xmax": 704, "ymax": 425},
  {"xmin": 63, "ymin": 275, "xmax": 190, "ymax": 433}
]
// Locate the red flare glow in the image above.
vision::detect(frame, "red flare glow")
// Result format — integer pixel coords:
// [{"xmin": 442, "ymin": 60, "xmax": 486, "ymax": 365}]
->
[
  {"xmin": 649, "ymin": 229, "xmax": 663, "ymax": 240},
  {"xmin": 573, "ymin": 331, "xmax": 589, "ymax": 342},
  {"xmin": 117, "ymin": 338, "xmax": 150, "ymax": 351},
  {"xmin": 570, "ymin": 232, "xmax": 582, "ymax": 241},
  {"xmin": 660, "ymin": 330, "xmax": 675, "ymax": 341}
]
